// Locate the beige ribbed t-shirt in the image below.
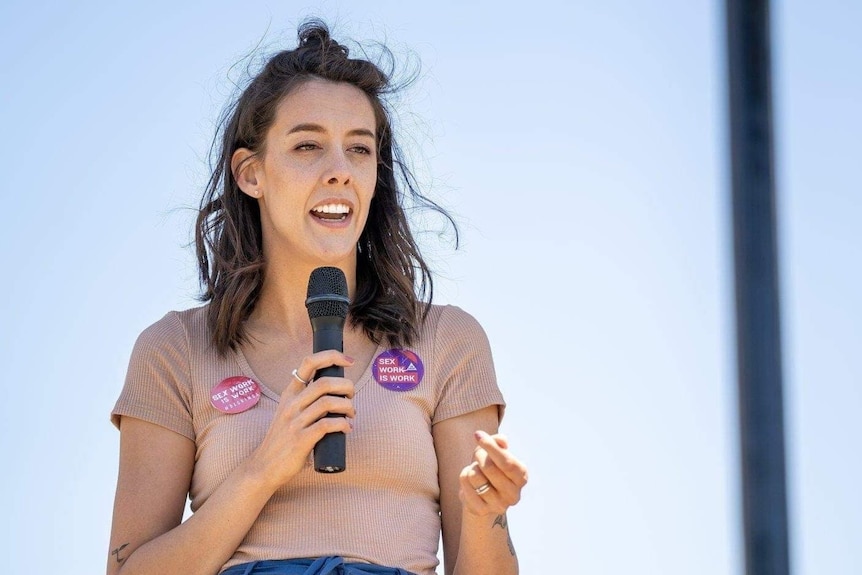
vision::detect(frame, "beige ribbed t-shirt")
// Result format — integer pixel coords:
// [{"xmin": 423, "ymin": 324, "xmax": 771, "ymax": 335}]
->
[{"xmin": 112, "ymin": 304, "xmax": 504, "ymax": 575}]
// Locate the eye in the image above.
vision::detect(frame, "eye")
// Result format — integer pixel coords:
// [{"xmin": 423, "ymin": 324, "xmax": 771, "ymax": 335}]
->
[
  {"xmin": 349, "ymin": 144, "xmax": 373, "ymax": 155},
  {"xmin": 295, "ymin": 142, "xmax": 320, "ymax": 151}
]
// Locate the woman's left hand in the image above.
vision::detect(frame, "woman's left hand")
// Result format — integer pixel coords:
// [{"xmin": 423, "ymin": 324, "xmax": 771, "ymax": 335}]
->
[{"xmin": 458, "ymin": 430, "xmax": 528, "ymax": 517}]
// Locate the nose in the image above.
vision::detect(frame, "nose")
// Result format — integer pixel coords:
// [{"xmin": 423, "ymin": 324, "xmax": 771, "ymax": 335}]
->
[{"xmin": 323, "ymin": 149, "xmax": 351, "ymax": 186}]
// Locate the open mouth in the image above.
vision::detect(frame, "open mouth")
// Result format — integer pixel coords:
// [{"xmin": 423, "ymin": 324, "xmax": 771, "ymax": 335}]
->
[{"xmin": 311, "ymin": 203, "xmax": 351, "ymax": 222}]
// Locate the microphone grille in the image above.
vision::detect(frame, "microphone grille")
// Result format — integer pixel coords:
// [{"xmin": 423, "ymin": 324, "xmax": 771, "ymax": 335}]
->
[{"xmin": 306, "ymin": 267, "xmax": 350, "ymax": 319}]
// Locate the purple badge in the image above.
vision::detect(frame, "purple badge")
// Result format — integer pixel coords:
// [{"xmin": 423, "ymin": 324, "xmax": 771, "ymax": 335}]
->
[{"xmin": 372, "ymin": 349, "xmax": 425, "ymax": 391}]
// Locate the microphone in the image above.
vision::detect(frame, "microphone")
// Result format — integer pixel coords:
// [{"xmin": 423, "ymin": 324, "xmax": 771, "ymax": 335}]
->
[{"xmin": 305, "ymin": 266, "xmax": 350, "ymax": 473}]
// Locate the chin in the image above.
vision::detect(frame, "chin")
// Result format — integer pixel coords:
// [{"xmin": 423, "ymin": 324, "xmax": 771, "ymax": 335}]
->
[{"xmin": 309, "ymin": 245, "xmax": 359, "ymax": 267}]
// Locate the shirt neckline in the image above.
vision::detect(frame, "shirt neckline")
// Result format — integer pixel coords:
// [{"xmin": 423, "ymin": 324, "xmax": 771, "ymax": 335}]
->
[{"xmin": 232, "ymin": 342, "xmax": 384, "ymax": 403}]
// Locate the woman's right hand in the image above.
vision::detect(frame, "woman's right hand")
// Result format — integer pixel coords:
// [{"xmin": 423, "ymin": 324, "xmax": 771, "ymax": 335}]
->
[{"xmin": 247, "ymin": 350, "xmax": 356, "ymax": 489}]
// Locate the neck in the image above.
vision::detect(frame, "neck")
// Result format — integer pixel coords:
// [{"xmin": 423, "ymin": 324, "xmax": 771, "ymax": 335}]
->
[{"xmin": 248, "ymin": 252, "xmax": 358, "ymax": 340}]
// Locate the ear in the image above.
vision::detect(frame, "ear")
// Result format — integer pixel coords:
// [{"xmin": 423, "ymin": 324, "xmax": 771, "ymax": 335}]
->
[{"xmin": 231, "ymin": 148, "xmax": 262, "ymax": 198}]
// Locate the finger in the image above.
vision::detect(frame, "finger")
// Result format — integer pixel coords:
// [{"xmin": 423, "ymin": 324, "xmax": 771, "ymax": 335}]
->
[
  {"xmin": 288, "ymin": 352, "xmax": 356, "ymax": 404},
  {"xmin": 280, "ymin": 367, "xmax": 324, "ymax": 401},
  {"xmin": 287, "ymin": 414, "xmax": 353, "ymax": 458},
  {"xmin": 474, "ymin": 430, "xmax": 528, "ymax": 487},
  {"xmin": 283, "ymin": 371, "xmax": 309, "ymax": 398},
  {"xmin": 296, "ymin": 351, "xmax": 355, "ymax": 382},
  {"xmin": 290, "ymin": 378, "xmax": 356, "ymax": 415},
  {"xmin": 473, "ymin": 447, "xmax": 521, "ymax": 506},
  {"xmin": 273, "ymin": 380, "xmax": 355, "ymax": 433},
  {"xmin": 459, "ymin": 467, "xmax": 493, "ymax": 515},
  {"xmin": 492, "ymin": 433, "xmax": 509, "ymax": 449},
  {"xmin": 298, "ymin": 394, "xmax": 356, "ymax": 427},
  {"xmin": 460, "ymin": 460, "xmax": 488, "ymax": 490},
  {"xmin": 472, "ymin": 483, "xmax": 508, "ymax": 515},
  {"xmin": 305, "ymin": 376, "xmax": 356, "ymax": 399},
  {"xmin": 459, "ymin": 463, "xmax": 509, "ymax": 515},
  {"xmin": 307, "ymin": 413, "xmax": 353, "ymax": 438}
]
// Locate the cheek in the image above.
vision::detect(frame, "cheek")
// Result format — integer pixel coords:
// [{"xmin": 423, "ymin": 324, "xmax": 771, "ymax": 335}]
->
[
  {"xmin": 276, "ymin": 163, "xmax": 314, "ymax": 187},
  {"xmin": 266, "ymin": 151, "xmax": 312, "ymax": 178},
  {"xmin": 360, "ymin": 165, "xmax": 378, "ymax": 197}
]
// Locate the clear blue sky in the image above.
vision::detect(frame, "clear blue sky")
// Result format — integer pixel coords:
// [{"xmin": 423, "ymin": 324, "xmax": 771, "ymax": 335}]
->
[{"xmin": 0, "ymin": 1, "xmax": 859, "ymax": 574}]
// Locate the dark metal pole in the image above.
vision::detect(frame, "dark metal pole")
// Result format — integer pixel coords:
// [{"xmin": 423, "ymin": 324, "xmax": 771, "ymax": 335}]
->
[{"xmin": 726, "ymin": 1, "xmax": 791, "ymax": 574}]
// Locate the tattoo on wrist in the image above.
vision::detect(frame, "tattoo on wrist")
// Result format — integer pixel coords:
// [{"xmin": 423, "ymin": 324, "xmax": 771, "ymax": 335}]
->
[
  {"xmin": 493, "ymin": 514, "xmax": 517, "ymax": 557},
  {"xmin": 493, "ymin": 514, "xmax": 508, "ymax": 530},
  {"xmin": 111, "ymin": 543, "xmax": 129, "ymax": 563}
]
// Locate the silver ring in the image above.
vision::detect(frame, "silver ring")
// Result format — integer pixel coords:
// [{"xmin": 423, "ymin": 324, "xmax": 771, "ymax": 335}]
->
[
  {"xmin": 291, "ymin": 369, "xmax": 309, "ymax": 385},
  {"xmin": 474, "ymin": 482, "xmax": 491, "ymax": 496}
]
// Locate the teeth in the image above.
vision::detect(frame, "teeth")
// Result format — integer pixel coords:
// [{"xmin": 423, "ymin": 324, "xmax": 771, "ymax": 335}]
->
[{"xmin": 312, "ymin": 203, "xmax": 350, "ymax": 214}]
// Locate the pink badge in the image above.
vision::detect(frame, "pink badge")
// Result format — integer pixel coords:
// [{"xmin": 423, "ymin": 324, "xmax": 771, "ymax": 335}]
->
[{"xmin": 210, "ymin": 376, "xmax": 261, "ymax": 414}]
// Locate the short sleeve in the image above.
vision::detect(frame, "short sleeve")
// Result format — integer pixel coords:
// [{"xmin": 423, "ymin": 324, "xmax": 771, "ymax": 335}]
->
[
  {"xmin": 110, "ymin": 312, "xmax": 195, "ymax": 440},
  {"xmin": 431, "ymin": 305, "xmax": 505, "ymax": 425}
]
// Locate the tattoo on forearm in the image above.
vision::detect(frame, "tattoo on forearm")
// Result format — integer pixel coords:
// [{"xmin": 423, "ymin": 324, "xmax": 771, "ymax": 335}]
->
[
  {"xmin": 111, "ymin": 543, "xmax": 129, "ymax": 563},
  {"xmin": 493, "ymin": 514, "xmax": 517, "ymax": 557}
]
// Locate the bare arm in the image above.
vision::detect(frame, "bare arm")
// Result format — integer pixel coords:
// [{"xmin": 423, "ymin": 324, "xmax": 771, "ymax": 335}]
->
[
  {"xmin": 433, "ymin": 405, "xmax": 528, "ymax": 575},
  {"xmin": 107, "ymin": 417, "xmax": 277, "ymax": 575},
  {"xmin": 107, "ymin": 351, "xmax": 356, "ymax": 575}
]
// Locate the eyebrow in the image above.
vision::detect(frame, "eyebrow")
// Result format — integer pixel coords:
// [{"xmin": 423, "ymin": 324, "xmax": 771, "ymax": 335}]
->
[{"xmin": 287, "ymin": 123, "xmax": 375, "ymax": 139}]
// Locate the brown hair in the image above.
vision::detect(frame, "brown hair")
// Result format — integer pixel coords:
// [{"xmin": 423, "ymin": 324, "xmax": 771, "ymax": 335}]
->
[{"xmin": 195, "ymin": 20, "xmax": 456, "ymax": 354}]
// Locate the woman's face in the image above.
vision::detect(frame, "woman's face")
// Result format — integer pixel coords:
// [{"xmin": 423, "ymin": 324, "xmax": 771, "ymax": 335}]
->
[{"xmin": 245, "ymin": 78, "xmax": 378, "ymax": 271}]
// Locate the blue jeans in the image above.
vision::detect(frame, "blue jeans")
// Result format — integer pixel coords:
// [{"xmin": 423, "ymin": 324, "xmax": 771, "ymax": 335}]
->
[{"xmin": 221, "ymin": 556, "xmax": 418, "ymax": 575}]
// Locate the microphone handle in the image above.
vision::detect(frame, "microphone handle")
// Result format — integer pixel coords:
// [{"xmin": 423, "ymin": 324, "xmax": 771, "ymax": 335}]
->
[{"xmin": 311, "ymin": 319, "xmax": 346, "ymax": 473}]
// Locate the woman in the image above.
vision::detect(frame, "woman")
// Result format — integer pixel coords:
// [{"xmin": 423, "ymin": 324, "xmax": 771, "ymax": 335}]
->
[{"xmin": 108, "ymin": 20, "xmax": 528, "ymax": 575}]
